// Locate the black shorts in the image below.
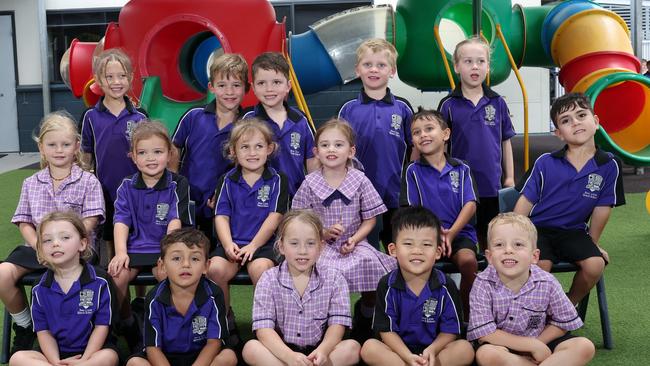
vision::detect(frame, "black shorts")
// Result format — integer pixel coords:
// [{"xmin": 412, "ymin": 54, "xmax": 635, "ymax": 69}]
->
[
  {"xmin": 536, "ymin": 227, "xmax": 605, "ymax": 264},
  {"xmin": 4, "ymin": 245, "xmax": 46, "ymax": 271},
  {"xmin": 474, "ymin": 332, "xmax": 577, "ymax": 353},
  {"xmin": 210, "ymin": 243, "xmax": 276, "ymax": 263},
  {"xmin": 287, "ymin": 342, "xmax": 319, "ymax": 355},
  {"xmin": 127, "ymin": 349, "xmax": 201, "ymax": 366},
  {"xmin": 451, "ymin": 236, "xmax": 478, "ymax": 257},
  {"xmin": 476, "ymin": 196, "xmax": 499, "ymax": 237},
  {"xmin": 128, "ymin": 253, "xmax": 160, "ymax": 269},
  {"xmin": 195, "ymin": 215, "xmax": 217, "ymax": 251},
  {"xmin": 100, "ymin": 189, "xmax": 115, "ymax": 241}
]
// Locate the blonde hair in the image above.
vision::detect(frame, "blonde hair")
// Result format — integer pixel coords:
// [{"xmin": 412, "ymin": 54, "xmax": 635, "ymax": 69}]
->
[
  {"xmin": 93, "ymin": 48, "xmax": 133, "ymax": 85},
  {"xmin": 274, "ymin": 210, "xmax": 324, "ymax": 255},
  {"xmin": 224, "ymin": 118, "xmax": 276, "ymax": 163},
  {"xmin": 34, "ymin": 110, "xmax": 85, "ymax": 170},
  {"xmin": 487, "ymin": 212, "xmax": 537, "ymax": 249},
  {"xmin": 356, "ymin": 39, "xmax": 397, "ymax": 69},
  {"xmin": 130, "ymin": 120, "xmax": 172, "ymax": 153},
  {"xmin": 209, "ymin": 53, "xmax": 249, "ymax": 92},
  {"xmin": 36, "ymin": 211, "xmax": 93, "ymax": 266},
  {"xmin": 452, "ymin": 36, "xmax": 491, "ymax": 65}
]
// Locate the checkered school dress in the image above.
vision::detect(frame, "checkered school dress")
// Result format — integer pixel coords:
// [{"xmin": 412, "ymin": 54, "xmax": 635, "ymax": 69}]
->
[{"xmin": 292, "ymin": 168, "xmax": 396, "ymax": 292}]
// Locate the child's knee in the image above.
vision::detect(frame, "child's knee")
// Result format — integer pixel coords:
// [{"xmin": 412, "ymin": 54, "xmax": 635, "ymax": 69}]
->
[
  {"xmin": 360, "ymin": 339, "xmax": 383, "ymax": 361},
  {"xmin": 559, "ymin": 337, "xmax": 595, "ymax": 362},
  {"xmin": 0, "ymin": 263, "xmax": 20, "ymax": 288},
  {"xmin": 242, "ymin": 339, "xmax": 264, "ymax": 363},
  {"xmin": 125, "ymin": 356, "xmax": 149, "ymax": 366},
  {"xmin": 214, "ymin": 348, "xmax": 238, "ymax": 366},
  {"xmin": 475, "ymin": 344, "xmax": 510, "ymax": 365},
  {"xmin": 579, "ymin": 256, "xmax": 605, "ymax": 276},
  {"xmin": 337, "ymin": 339, "xmax": 361, "ymax": 361}
]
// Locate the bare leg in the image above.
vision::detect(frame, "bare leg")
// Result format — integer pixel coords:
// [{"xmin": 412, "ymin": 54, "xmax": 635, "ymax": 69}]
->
[
  {"xmin": 476, "ymin": 344, "xmax": 537, "ymax": 366},
  {"xmin": 452, "ymin": 249, "xmax": 478, "ymax": 320},
  {"xmin": 242, "ymin": 339, "xmax": 286, "ymax": 366},
  {"xmin": 437, "ymin": 339, "xmax": 474, "ymax": 366},
  {"xmin": 567, "ymin": 257, "xmax": 604, "ymax": 305},
  {"xmin": 329, "ymin": 339, "xmax": 360, "ymax": 366},
  {"xmin": 210, "ymin": 348, "xmax": 238, "ymax": 366},
  {"xmin": 0, "ymin": 263, "xmax": 31, "ymax": 314},
  {"xmin": 539, "ymin": 337, "xmax": 594, "ymax": 366},
  {"xmin": 360, "ymin": 339, "xmax": 407, "ymax": 366},
  {"xmin": 246, "ymin": 258, "xmax": 275, "ymax": 285},
  {"xmin": 206, "ymin": 257, "xmax": 239, "ymax": 308}
]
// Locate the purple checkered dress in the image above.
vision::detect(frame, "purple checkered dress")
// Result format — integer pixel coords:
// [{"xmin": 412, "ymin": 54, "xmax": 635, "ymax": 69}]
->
[
  {"xmin": 252, "ymin": 261, "xmax": 352, "ymax": 348},
  {"xmin": 467, "ymin": 264, "xmax": 583, "ymax": 341},
  {"xmin": 292, "ymin": 168, "xmax": 396, "ymax": 292}
]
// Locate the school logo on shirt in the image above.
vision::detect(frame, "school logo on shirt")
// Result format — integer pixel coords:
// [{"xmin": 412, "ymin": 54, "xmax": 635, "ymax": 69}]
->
[
  {"xmin": 192, "ymin": 316, "xmax": 208, "ymax": 342},
  {"xmin": 421, "ymin": 298, "xmax": 438, "ymax": 323},
  {"xmin": 484, "ymin": 105, "xmax": 496, "ymax": 126},
  {"xmin": 390, "ymin": 114, "xmax": 402, "ymax": 138},
  {"xmin": 156, "ymin": 203, "xmax": 170, "ymax": 225},
  {"xmin": 525, "ymin": 314, "xmax": 542, "ymax": 331},
  {"xmin": 78, "ymin": 289, "xmax": 94, "ymax": 315},
  {"xmin": 125, "ymin": 120, "xmax": 137, "ymax": 141},
  {"xmin": 290, "ymin": 132, "xmax": 302, "ymax": 156},
  {"xmin": 449, "ymin": 171, "xmax": 460, "ymax": 193},
  {"xmin": 257, "ymin": 185, "xmax": 270, "ymax": 207},
  {"xmin": 583, "ymin": 173, "xmax": 603, "ymax": 199}
]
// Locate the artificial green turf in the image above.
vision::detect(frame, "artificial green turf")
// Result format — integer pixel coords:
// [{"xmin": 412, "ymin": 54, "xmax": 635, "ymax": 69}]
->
[{"xmin": 0, "ymin": 167, "xmax": 648, "ymax": 365}]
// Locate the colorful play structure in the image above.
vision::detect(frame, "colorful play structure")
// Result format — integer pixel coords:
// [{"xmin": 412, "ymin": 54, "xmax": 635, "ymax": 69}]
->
[{"xmin": 61, "ymin": 0, "xmax": 650, "ymax": 168}]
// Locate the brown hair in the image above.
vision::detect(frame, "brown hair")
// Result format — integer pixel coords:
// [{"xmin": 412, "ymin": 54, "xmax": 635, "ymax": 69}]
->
[
  {"xmin": 251, "ymin": 52, "xmax": 289, "ymax": 80},
  {"xmin": 412, "ymin": 107, "xmax": 449, "ymax": 130},
  {"xmin": 35, "ymin": 110, "xmax": 86, "ymax": 170},
  {"xmin": 487, "ymin": 212, "xmax": 538, "ymax": 249},
  {"xmin": 130, "ymin": 120, "xmax": 172, "ymax": 152},
  {"xmin": 315, "ymin": 118, "xmax": 356, "ymax": 147},
  {"xmin": 452, "ymin": 36, "xmax": 491, "ymax": 65},
  {"xmin": 224, "ymin": 117, "xmax": 276, "ymax": 163},
  {"xmin": 549, "ymin": 93, "xmax": 595, "ymax": 128},
  {"xmin": 36, "ymin": 211, "xmax": 93, "ymax": 266},
  {"xmin": 274, "ymin": 210, "xmax": 324, "ymax": 255},
  {"xmin": 356, "ymin": 39, "xmax": 397, "ymax": 69},
  {"xmin": 160, "ymin": 227, "xmax": 210, "ymax": 259},
  {"xmin": 92, "ymin": 48, "xmax": 133, "ymax": 85},
  {"xmin": 209, "ymin": 53, "xmax": 250, "ymax": 92}
]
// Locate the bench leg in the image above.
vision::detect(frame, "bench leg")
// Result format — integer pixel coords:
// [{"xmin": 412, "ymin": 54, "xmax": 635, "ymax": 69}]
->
[
  {"xmin": 1, "ymin": 308, "xmax": 12, "ymax": 364},
  {"xmin": 596, "ymin": 276, "xmax": 613, "ymax": 349},
  {"xmin": 577, "ymin": 291, "xmax": 590, "ymax": 321}
]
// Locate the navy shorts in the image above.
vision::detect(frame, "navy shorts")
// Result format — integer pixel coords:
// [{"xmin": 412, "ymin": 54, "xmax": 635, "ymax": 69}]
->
[
  {"xmin": 210, "ymin": 243, "xmax": 276, "ymax": 263},
  {"xmin": 127, "ymin": 349, "xmax": 201, "ymax": 366},
  {"xmin": 536, "ymin": 227, "xmax": 605, "ymax": 264}
]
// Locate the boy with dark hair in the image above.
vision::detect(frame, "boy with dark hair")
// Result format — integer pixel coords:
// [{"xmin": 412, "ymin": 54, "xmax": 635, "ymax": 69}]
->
[
  {"xmin": 126, "ymin": 228, "xmax": 237, "ymax": 366},
  {"xmin": 242, "ymin": 52, "xmax": 318, "ymax": 195},
  {"xmin": 360, "ymin": 206, "xmax": 473, "ymax": 366},
  {"xmin": 514, "ymin": 92, "xmax": 625, "ymax": 306}
]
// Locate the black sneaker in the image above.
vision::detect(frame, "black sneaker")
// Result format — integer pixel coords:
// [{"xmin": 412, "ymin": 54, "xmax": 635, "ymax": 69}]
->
[
  {"xmin": 350, "ymin": 300, "xmax": 373, "ymax": 343},
  {"xmin": 10, "ymin": 323, "xmax": 35, "ymax": 355},
  {"xmin": 122, "ymin": 314, "xmax": 143, "ymax": 353},
  {"xmin": 226, "ymin": 307, "xmax": 241, "ymax": 350}
]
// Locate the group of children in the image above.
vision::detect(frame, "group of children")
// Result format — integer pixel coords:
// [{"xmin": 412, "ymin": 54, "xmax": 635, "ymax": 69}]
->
[{"xmin": 0, "ymin": 32, "xmax": 623, "ymax": 366}]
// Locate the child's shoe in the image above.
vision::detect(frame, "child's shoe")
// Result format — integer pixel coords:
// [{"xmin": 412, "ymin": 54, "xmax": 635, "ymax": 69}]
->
[
  {"xmin": 10, "ymin": 323, "xmax": 35, "ymax": 355},
  {"xmin": 350, "ymin": 300, "xmax": 373, "ymax": 343}
]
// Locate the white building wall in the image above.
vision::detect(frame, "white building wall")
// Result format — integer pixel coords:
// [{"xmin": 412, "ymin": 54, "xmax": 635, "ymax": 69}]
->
[{"xmin": 0, "ymin": 0, "xmax": 40, "ymax": 85}]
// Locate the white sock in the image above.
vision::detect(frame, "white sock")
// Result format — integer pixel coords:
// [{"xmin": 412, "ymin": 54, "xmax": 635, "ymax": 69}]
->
[
  {"xmin": 360, "ymin": 303, "xmax": 374, "ymax": 318},
  {"xmin": 10, "ymin": 308, "xmax": 32, "ymax": 328}
]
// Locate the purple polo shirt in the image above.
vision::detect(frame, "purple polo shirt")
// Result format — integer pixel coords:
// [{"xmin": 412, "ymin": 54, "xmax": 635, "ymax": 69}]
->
[
  {"xmin": 520, "ymin": 147, "xmax": 625, "ymax": 231},
  {"xmin": 402, "ymin": 156, "xmax": 478, "ymax": 243},
  {"xmin": 31, "ymin": 263, "xmax": 114, "ymax": 353},
  {"xmin": 252, "ymin": 261, "xmax": 352, "ymax": 348},
  {"xmin": 242, "ymin": 102, "xmax": 315, "ymax": 195},
  {"xmin": 467, "ymin": 264, "xmax": 583, "ymax": 341},
  {"xmin": 144, "ymin": 276, "xmax": 228, "ymax": 352},
  {"xmin": 338, "ymin": 88, "xmax": 414, "ymax": 208},
  {"xmin": 80, "ymin": 97, "xmax": 148, "ymax": 203},
  {"xmin": 173, "ymin": 103, "xmax": 238, "ymax": 219},
  {"xmin": 113, "ymin": 170, "xmax": 191, "ymax": 254},
  {"xmin": 373, "ymin": 268, "xmax": 463, "ymax": 348},
  {"xmin": 214, "ymin": 166, "xmax": 289, "ymax": 246},
  {"xmin": 438, "ymin": 84, "xmax": 515, "ymax": 197}
]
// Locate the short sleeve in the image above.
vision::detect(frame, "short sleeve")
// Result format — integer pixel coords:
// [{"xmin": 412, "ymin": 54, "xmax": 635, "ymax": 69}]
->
[
  {"xmin": 30, "ymin": 284, "xmax": 48, "ymax": 332},
  {"xmin": 303, "ymin": 121, "xmax": 315, "ymax": 159},
  {"xmin": 173, "ymin": 174, "xmax": 192, "ymax": 226},
  {"xmin": 466, "ymin": 276, "xmax": 497, "ymax": 341},
  {"xmin": 327, "ymin": 271, "xmax": 352, "ymax": 327},
  {"xmin": 172, "ymin": 109, "xmax": 192, "ymax": 148},
  {"xmin": 291, "ymin": 180, "xmax": 312, "ymax": 210},
  {"xmin": 271, "ymin": 173, "xmax": 290, "ymax": 214},
  {"xmin": 113, "ymin": 180, "xmax": 132, "ymax": 226},
  {"xmin": 80, "ymin": 109, "xmax": 95, "ymax": 153},
  {"xmin": 546, "ymin": 277, "xmax": 583, "ymax": 331},
  {"xmin": 82, "ymin": 174, "xmax": 105, "ymax": 223},
  {"xmin": 400, "ymin": 98, "xmax": 414, "ymax": 146},
  {"xmin": 206, "ymin": 280, "xmax": 229, "ymax": 342},
  {"xmin": 93, "ymin": 271, "xmax": 114, "ymax": 326},
  {"xmin": 461, "ymin": 164, "xmax": 478, "ymax": 206},
  {"xmin": 251, "ymin": 270, "xmax": 277, "ymax": 331},
  {"xmin": 143, "ymin": 287, "xmax": 163, "ymax": 347},
  {"xmin": 520, "ymin": 160, "xmax": 543, "ymax": 205},
  {"xmin": 372, "ymin": 274, "xmax": 399, "ymax": 333},
  {"xmin": 12, "ymin": 178, "xmax": 34, "ymax": 225},
  {"xmin": 597, "ymin": 157, "xmax": 625, "ymax": 207},
  {"xmin": 438, "ymin": 274, "xmax": 463, "ymax": 334},
  {"xmin": 499, "ymin": 98, "xmax": 516, "ymax": 140},
  {"xmin": 359, "ymin": 175, "xmax": 387, "ymax": 220},
  {"xmin": 214, "ymin": 174, "xmax": 232, "ymax": 217},
  {"xmin": 402, "ymin": 164, "xmax": 420, "ymax": 207}
]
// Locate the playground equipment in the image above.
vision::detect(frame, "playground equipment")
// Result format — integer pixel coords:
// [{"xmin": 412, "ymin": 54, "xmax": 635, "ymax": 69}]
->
[{"xmin": 61, "ymin": 0, "xmax": 650, "ymax": 167}]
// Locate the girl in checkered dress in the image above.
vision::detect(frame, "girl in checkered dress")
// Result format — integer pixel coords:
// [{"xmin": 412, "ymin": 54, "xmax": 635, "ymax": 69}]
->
[{"xmin": 292, "ymin": 118, "xmax": 397, "ymax": 341}]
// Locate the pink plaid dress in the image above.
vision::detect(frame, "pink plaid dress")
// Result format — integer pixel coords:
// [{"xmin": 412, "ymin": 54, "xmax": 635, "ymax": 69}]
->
[{"xmin": 292, "ymin": 168, "xmax": 396, "ymax": 292}]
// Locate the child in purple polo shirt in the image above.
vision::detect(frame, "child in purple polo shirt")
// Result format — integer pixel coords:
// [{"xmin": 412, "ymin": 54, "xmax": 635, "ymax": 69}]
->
[
  {"xmin": 468, "ymin": 213, "xmax": 594, "ymax": 365},
  {"xmin": 172, "ymin": 53, "xmax": 249, "ymax": 246},
  {"xmin": 514, "ymin": 93, "xmax": 625, "ymax": 306},
  {"xmin": 80, "ymin": 48, "xmax": 148, "ymax": 250},
  {"xmin": 292, "ymin": 119, "xmax": 396, "ymax": 342},
  {"xmin": 209, "ymin": 118, "xmax": 289, "ymax": 345},
  {"xmin": 243, "ymin": 210, "xmax": 360, "ymax": 366},
  {"xmin": 0, "ymin": 111, "xmax": 104, "ymax": 355},
  {"xmin": 438, "ymin": 37, "xmax": 515, "ymax": 251},
  {"xmin": 338, "ymin": 38, "xmax": 415, "ymax": 249},
  {"xmin": 402, "ymin": 108, "xmax": 479, "ymax": 321},
  {"xmin": 10, "ymin": 211, "xmax": 118, "ymax": 366},
  {"xmin": 107, "ymin": 121, "xmax": 191, "ymax": 350},
  {"xmin": 242, "ymin": 52, "xmax": 318, "ymax": 195},
  {"xmin": 126, "ymin": 228, "xmax": 237, "ymax": 366},
  {"xmin": 361, "ymin": 206, "xmax": 473, "ymax": 366}
]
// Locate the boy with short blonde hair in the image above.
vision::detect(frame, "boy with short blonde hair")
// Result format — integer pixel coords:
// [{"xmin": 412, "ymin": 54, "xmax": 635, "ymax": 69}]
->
[{"xmin": 468, "ymin": 213, "xmax": 595, "ymax": 366}]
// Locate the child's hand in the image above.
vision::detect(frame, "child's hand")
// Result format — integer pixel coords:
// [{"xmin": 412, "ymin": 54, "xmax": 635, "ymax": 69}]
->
[
  {"xmin": 405, "ymin": 353, "xmax": 428, "ymax": 366},
  {"xmin": 237, "ymin": 245, "xmax": 258, "ymax": 266},
  {"xmin": 108, "ymin": 253, "xmax": 129, "ymax": 277},
  {"xmin": 340, "ymin": 237, "xmax": 357, "ymax": 254},
  {"xmin": 597, "ymin": 245, "xmax": 610, "ymax": 263},
  {"xmin": 325, "ymin": 223, "xmax": 345, "ymax": 242},
  {"xmin": 57, "ymin": 354, "xmax": 82, "ymax": 365},
  {"xmin": 441, "ymin": 228, "xmax": 453, "ymax": 258},
  {"xmin": 206, "ymin": 196, "xmax": 216, "ymax": 210},
  {"xmin": 223, "ymin": 242, "xmax": 240, "ymax": 262},
  {"xmin": 307, "ymin": 348, "xmax": 329, "ymax": 366},
  {"xmin": 421, "ymin": 347, "xmax": 437, "ymax": 366},
  {"xmin": 530, "ymin": 340, "xmax": 552, "ymax": 363},
  {"xmin": 286, "ymin": 351, "xmax": 313, "ymax": 366}
]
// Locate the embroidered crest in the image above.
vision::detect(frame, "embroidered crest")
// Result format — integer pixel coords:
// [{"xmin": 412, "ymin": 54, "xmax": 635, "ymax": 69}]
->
[
  {"xmin": 391, "ymin": 114, "xmax": 402, "ymax": 130},
  {"xmin": 290, "ymin": 132, "xmax": 301, "ymax": 150},
  {"xmin": 586, "ymin": 173, "xmax": 603, "ymax": 192},
  {"xmin": 422, "ymin": 298, "xmax": 438, "ymax": 321},
  {"xmin": 125, "ymin": 120, "xmax": 137, "ymax": 140},
  {"xmin": 192, "ymin": 316, "xmax": 207, "ymax": 335},
  {"xmin": 257, "ymin": 185, "xmax": 270, "ymax": 207},
  {"xmin": 449, "ymin": 171, "xmax": 460, "ymax": 192},
  {"xmin": 484, "ymin": 105, "xmax": 496, "ymax": 125},
  {"xmin": 79, "ymin": 289, "xmax": 94, "ymax": 310},
  {"xmin": 525, "ymin": 314, "xmax": 543, "ymax": 331},
  {"xmin": 156, "ymin": 203, "xmax": 170, "ymax": 225}
]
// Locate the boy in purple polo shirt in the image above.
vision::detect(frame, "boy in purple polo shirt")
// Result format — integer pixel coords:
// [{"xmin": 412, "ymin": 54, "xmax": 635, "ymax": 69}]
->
[
  {"xmin": 361, "ymin": 206, "xmax": 474, "ymax": 366},
  {"xmin": 402, "ymin": 108, "xmax": 479, "ymax": 320},
  {"xmin": 338, "ymin": 38, "xmax": 415, "ymax": 249},
  {"xmin": 242, "ymin": 52, "xmax": 318, "ymax": 195},
  {"xmin": 172, "ymin": 53, "xmax": 249, "ymax": 246},
  {"xmin": 514, "ymin": 92, "xmax": 625, "ymax": 307},
  {"xmin": 468, "ymin": 213, "xmax": 594, "ymax": 366},
  {"xmin": 126, "ymin": 228, "xmax": 237, "ymax": 366}
]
